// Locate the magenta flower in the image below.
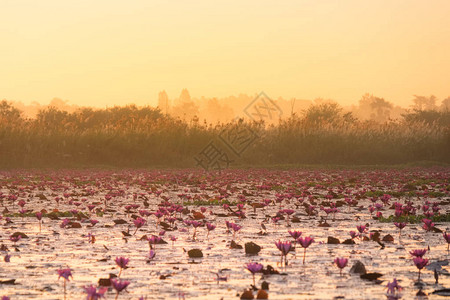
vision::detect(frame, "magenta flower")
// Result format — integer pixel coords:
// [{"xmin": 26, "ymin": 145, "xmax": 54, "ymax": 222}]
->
[
  {"xmin": 288, "ymin": 230, "xmax": 302, "ymax": 240},
  {"xmin": 394, "ymin": 222, "xmax": 406, "ymax": 239},
  {"xmin": 111, "ymin": 278, "xmax": 130, "ymax": 293},
  {"xmin": 275, "ymin": 240, "xmax": 292, "ymax": 265},
  {"xmin": 36, "ymin": 212, "xmax": 43, "ymax": 232},
  {"xmin": 275, "ymin": 240, "xmax": 292, "ymax": 256},
  {"xmin": 115, "ymin": 257, "xmax": 129, "ymax": 277},
  {"xmin": 413, "ymin": 257, "xmax": 429, "ymax": 280},
  {"xmin": 148, "ymin": 249, "xmax": 156, "ymax": 261},
  {"xmin": 410, "ymin": 249, "xmax": 427, "ymax": 258},
  {"xmin": 334, "ymin": 257, "xmax": 348, "ymax": 276},
  {"xmin": 356, "ymin": 225, "xmax": 367, "ymax": 235},
  {"xmin": 60, "ymin": 218, "xmax": 70, "ymax": 228},
  {"xmin": 1, "ymin": 297, "xmax": 10, "ymax": 300},
  {"xmin": 84, "ymin": 285, "xmax": 107, "ymax": 300},
  {"xmin": 297, "ymin": 236, "xmax": 314, "ymax": 264},
  {"xmin": 297, "ymin": 236, "xmax": 314, "ymax": 248},
  {"xmin": 245, "ymin": 262, "xmax": 263, "ymax": 285},
  {"xmin": 57, "ymin": 268, "xmax": 73, "ymax": 296},
  {"xmin": 228, "ymin": 222, "xmax": 242, "ymax": 239},
  {"xmin": 444, "ymin": 232, "xmax": 450, "ymax": 252},
  {"xmin": 206, "ymin": 223, "xmax": 216, "ymax": 238},
  {"xmin": 422, "ymin": 218, "xmax": 434, "ymax": 232},
  {"xmin": 386, "ymin": 278, "xmax": 402, "ymax": 295},
  {"xmin": 147, "ymin": 235, "xmax": 162, "ymax": 251},
  {"xmin": 133, "ymin": 217, "xmax": 146, "ymax": 235},
  {"xmin": 190, "ymin": 220, "xmax": 203, "ymax": 240}
]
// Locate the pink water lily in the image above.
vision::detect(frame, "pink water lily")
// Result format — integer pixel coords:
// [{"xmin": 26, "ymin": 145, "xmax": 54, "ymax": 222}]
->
[
  {"xmin": 297, "ymin": 236, "xmax": 314, "ymax": 264},
  {"xmin": 413, "ymin": 257, "xmax": 429, "ymax": 280},
  {"xmin": 275, "ymin": 240, "xmax": 292, "ymax": 265},
  {"xmin": 245, "ymin": 262, "xmax": 263, "ymax": 285},
  {"xmin": 334, "ymin": 257, "xmax": 348, "ymax": 276},
  {"xmin": 115, "ymin": 257, "xmax": 129, "ymax": 277}
]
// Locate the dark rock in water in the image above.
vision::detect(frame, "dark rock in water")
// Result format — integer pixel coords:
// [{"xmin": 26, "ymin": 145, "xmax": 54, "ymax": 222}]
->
[
  {"xmin": 256, "ymin": 289, "xmax": 268, "ymax": 299},
  {"xmin": 113, "ymin": 219, "xmax": 127, "ymax": 225},
  {"xmin": 350, "ymin": 261, "xmax": 366, "ymax": 274},
  {"xmin": 245, "ymin": 242, "xmax": 261, "ymax": 255},
  {"xmin": 231, "ymin": 240, "xmax": 243, "ymax": 249},
  {"xmin": 216, "ymin": 213, "xmax": 228, "ymax": 218},
  {"xmin": 12, "ymin": 232, "xmax": 28, "ymax": 239},
  {"xmin": 261, "ymin": 265, "xmax": 279, "ymax": 275},
  {"xmin": 291, "ymin": 216, "xmax": 300, "ymax": 223},
  {"xmin": 318, "ymin": 222, "xmax": 330, "ymax": 227},
  {"xmin": 261, "ymin": 281, "xmax": 269, "ymax": 290},
  {"xmin": 46, "ymin": 212, "xmax": 60, "ymax": 220},
  {"xmin": 188, "ymin": 249, "xmax": 203, "ymax": 258},
  {"xmin": 121, "ymin": 231, "xmax": 131, "ymax": 237},
  {"xmin": 98, "ymin": 278, "xmax": 111, "ymax": 286},
  {"xmin": 240, "ymin": 290, "xmax": 254, "ymax": 299},
  {"xmin": 160, "ymin": 221, "xmax": 171, "ymax": 229},
  {"xmin": 370, "ymin": 231, "xmax": 380, "ymax": 241},
  {"xmin": 37, "ymin": 193, "xmax": 48, "ymax": 200},
  {"xmin": 0, "ymin": 279, "xmax": 15, "ymax": 285},
  {"xmin": 433, "ymin": 227, "xmax": 443, "ymax": 233},
  {"xmin": 382, "ymin": 234, "xmax": 394, "ymax": 242},
  {"xmin": 342, "ymin": 239, "xmax": 356, "ymax": 245},
  {"xmin": 68, "ymin": 222, "xmax": 82, "ymax": 228},
  {"xmin": 360, "ymin": 272, "xmax": 383, "ymax": 281},
  {"xmin": 327, "ymin": 236, "xmax": 340, "ymax": 244},
  {"xmin": 432, "ymin": 289, "xmax": 450, "ymax": 296}
]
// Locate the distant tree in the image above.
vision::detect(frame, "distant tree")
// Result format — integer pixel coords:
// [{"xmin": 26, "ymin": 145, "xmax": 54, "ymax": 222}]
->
[
  {"xmin": 179, "ymin": 89, "xmax": 191, "ymax": 104},
  {"xmin": 303, "ymin": 102, "xmax": 343, "ymax": 124},
  {"xmin": 0, "ymin": 100, "xmax": 22, "ymax": 122},
  {"xmin": 440, "ymin": 97, "xmax": 450, "ymax": 112},
  {"xmin": 411, "ymin": 95, "xmax": 438, "ymax": 111},
  {"xmin": 157, "ymin": 90, "xmax": 170, "ymax": 115},
  {"xmin": 358, "ymin": 94, "xmax": 393, "ymax": 122}
]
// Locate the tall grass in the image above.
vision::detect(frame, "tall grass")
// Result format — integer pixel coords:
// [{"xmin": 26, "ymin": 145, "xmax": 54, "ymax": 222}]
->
[{"xmin": 0, "ymin": 102, "xmax": 448, "ymax": 168}]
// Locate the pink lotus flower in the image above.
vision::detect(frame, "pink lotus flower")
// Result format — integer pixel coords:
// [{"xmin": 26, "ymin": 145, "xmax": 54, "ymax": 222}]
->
[
  {"xmin": 133, "ymin": 217, "xmax": 146, "ymax": 235},
  {"xmin": 356, "ymin": 225, "xmax": 367, "ymax": 235},
  {"xmin": 111, "ymin": 279, "xmax": 130, "ymax": 299},
  {"xmin": 57, "ymin": 268, "xmax": 73, "ymax": 296},
  {"xmin": 84, "ymin": 285, "xmax": 107, "ymax": 300},
  {"xmin": 334, "ymin": 257, "xmax": 348, "ymax": 276},
  {"xmin": 288, "ymin": 230, "xmax": 302, "ymax": 240},
  {"xmin": 115, "ymin": 257, "xmax": 129, "ymax": 277},
  {"xmin": 413, "ymin": 257, "xmax": 429, "ymax": 280},
  {"xmin": 410, "ymin": 249, "xmax": 427, "ymax": 258},
  {"xmin": 422, "ymin": 218, "xmax": 434, "ymax": 232},
  {"xmin": 275, "ymin": 240, "xmax": 292, "ymax": 265},
  {"xmin": 245, "ymin": 262, "xmax": 263, "ymax": 285},
  {"xmin": 444, "ymin": 232, "xmax": 450, "ymax": 252},
  {"xmin": 386, "ymin": 278, "xmax": 402, "ymax": 295},
  {"xmin": 297, "ymin": 236, "xmax": 314, "ymax": 264},
  {"xmin": 206, "ymin": 223, "xmax": 216, "ymax": 238}
]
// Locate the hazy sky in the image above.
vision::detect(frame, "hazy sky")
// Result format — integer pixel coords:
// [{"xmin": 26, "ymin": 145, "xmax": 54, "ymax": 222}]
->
[{"xmin": 1, "ymin": 0, "xmax": 449, "ymax": 107}]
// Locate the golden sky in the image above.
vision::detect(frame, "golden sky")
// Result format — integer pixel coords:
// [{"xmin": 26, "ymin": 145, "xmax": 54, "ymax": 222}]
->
[{"xmin": 1, "ymin": 0, "xmax": 449, "ymax": 107}]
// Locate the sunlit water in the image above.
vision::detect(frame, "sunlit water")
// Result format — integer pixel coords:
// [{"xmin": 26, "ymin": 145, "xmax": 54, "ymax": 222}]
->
[{"xmin": 0, "ymin": 169, "xmax": 449, "ymax": 299}]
